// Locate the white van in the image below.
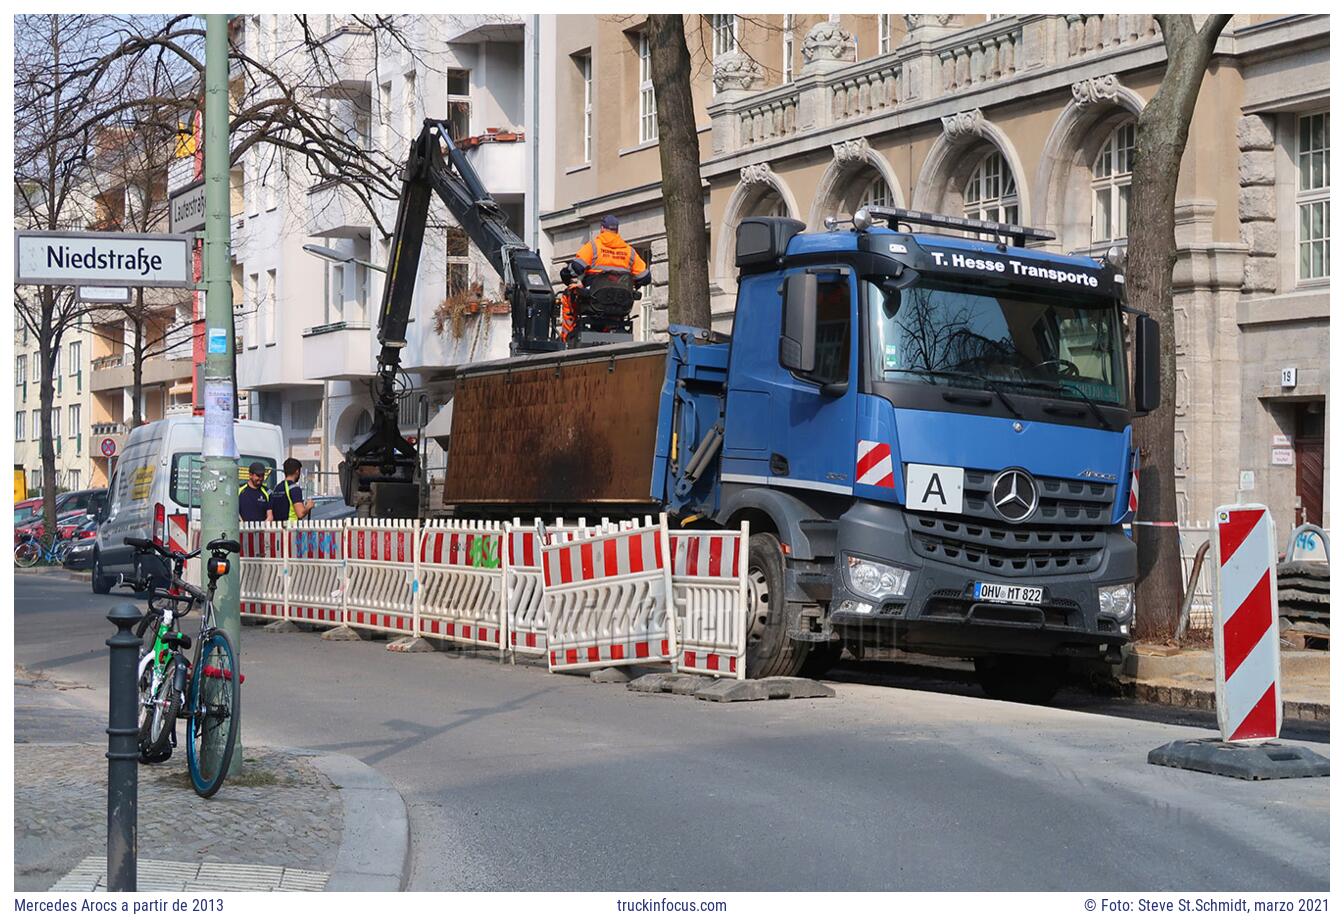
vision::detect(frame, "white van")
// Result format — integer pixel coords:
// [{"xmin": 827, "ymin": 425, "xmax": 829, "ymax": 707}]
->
[{"xmin": 92, "ymin": 418, "xmax": 285, "ymax": 593}]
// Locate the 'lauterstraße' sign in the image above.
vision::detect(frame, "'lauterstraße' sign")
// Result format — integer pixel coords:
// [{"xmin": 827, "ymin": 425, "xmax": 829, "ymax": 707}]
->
[{"xmin": 15, "ymin": 230, "xmax": 193, "ymax": 287}]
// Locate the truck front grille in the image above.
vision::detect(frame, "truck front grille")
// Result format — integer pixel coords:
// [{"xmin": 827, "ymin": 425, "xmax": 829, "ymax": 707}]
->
[
  {"xmin": 961, "ymin": 468, "xmax": 1116, "ymax": 527},
  {"xmin": 908, "ymin": 513, "xmax": 1105, "ymax": 576}
]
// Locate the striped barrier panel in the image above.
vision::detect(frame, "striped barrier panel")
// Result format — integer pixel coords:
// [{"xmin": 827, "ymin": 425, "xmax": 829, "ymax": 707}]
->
[
  {"xmin": 239, "ymin": 523, "xmax": 287, "ymax": 620},
  {"xmin": 1212, "ymin": 504, "xmax": 1281, "ymax": 742},
  {"xmin": 287, "ymin": 520, "xmax": 346, "ymax": 626},
  {"xmin": 504, "ymin": 522, "xmax": 548, "ymax": 655},
  {"xmin": 418, "ymin": 521, "xmax": 506, "ymax": 649},
  {"xmin": 345, "ymin": 519, "xmax": 417, "ymax": 637},
  {"xmin": 669, "ymin": 524, "xmax": 750, "ymax": 680},
  {"xmin": 544, "ymin": 515, "xmax": 676, "ymax": 672}
]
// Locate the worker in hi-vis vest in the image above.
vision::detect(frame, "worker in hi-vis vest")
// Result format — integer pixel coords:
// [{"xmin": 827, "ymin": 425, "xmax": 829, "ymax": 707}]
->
[
  {"xmin": 271, "ymin": 457, "xmax": 316, "ymax": 522},
  {"xmin": 238, "ymin": 461, "xmax": 273, "ymax": 522},
  {"xmin": 570, "ymin": 215, "xmax": 651, "ymax": 286}
]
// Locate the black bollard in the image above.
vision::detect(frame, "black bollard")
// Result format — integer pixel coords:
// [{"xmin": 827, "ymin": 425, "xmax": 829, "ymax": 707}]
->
[{"xmin": 106, "ymin": 603, "xmax": 142, "ymax": 892}]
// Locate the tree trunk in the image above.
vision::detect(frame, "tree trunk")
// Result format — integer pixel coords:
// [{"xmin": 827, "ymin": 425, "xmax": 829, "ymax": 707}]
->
[
  {"xmin": 1128, "ymin": 14, "xmax": 1231, "ymax": 640},
  {"xmin": 647, "ymin": 14, "xmax": 711, "ymax": 330}
]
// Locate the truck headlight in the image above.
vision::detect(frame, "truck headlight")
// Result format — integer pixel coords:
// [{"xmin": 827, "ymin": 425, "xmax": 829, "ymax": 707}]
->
[
  {"xmin": 846, "ymin": 556, "xmax": 913, "ymax": 600},
  {"xmin": 1098, "ymin": 583, "xmax": 1135, "ymax": 622}
]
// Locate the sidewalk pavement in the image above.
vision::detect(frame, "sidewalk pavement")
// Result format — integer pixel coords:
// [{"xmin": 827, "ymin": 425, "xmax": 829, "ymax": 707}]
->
[
  {"xmin": 14, "ymin": 667, "xmax": 409, "ymax": 892},
  {"xmin": 1122, "ymin": 644, "xmax": 1330, "ymax": 723}
]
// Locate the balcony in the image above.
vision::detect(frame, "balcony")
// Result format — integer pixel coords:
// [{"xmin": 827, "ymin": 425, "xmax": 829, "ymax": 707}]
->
[
  {"xmin": 302, "ymin": 321, "xmax": 375, "ymax": 380},
  {"xmin": 307, "ymin": 178, "xmax": 373, "ymax": 238},
  {"xmin": 92, "ymin": 422, "xmax": 128, "ymax": 436},
  {"xmin": 310, "ymin": 24, "xmax": 375, "ymax": 98},
  {"xmin": 91, "ymin": 354, "xmax": 194, "ymax": 392},
  {"xmin": 461, "ymin": 132, "xmax": 526, "ymax": 198}
]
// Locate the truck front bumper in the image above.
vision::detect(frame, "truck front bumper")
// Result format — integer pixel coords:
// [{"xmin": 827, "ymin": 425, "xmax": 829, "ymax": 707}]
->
[{"xmin": 827, "ymin": 500, "xmax": 1134, "ymax": 659}]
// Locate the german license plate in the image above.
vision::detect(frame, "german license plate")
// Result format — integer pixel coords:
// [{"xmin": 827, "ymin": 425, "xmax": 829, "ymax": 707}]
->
[{"xmin": 973, "ymin": 582, "xmax": 1044, "ymax": 606}]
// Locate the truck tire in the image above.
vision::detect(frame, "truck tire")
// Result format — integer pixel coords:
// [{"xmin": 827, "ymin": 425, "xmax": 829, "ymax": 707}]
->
[
  {"xmin": 974, "ymin": 654, "xmax": 1067, "ymax": 705},
  {"xmin": 92, "ymin": 552, "xmax": 115, "ymax": 595},
  {"xmin": 745, "ymin": 534, "xmax": 807, "ymax": 679}
]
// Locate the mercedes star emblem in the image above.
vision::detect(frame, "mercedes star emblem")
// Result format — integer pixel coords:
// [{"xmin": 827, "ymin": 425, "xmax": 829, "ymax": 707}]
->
[{"xmin": 991, "ymin": 468, "xmax": 1038, "ymax": 523}]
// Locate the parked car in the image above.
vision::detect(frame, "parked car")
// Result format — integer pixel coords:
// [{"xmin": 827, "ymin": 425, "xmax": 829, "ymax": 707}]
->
[
  {"xmin": 62, "ymin": 516, "xmax": 101, "ymax": 571},
  {"xmin": 306, "ymin": 495, "xmax": 357, "ymax": 521},
  {"xmin": 13, "ymin": 490, "xmax": 107, "ymax": 543},
  {"xmin": 16, "ymin": 507, "xmax": 97, "ymax": 545},
  {"xmin": 14, "ymin": 497, "xmax": 43, "ymax": 529},
  {"xmin": 91, "ymin": 417, "xmax": 284, "ymax": 594}
]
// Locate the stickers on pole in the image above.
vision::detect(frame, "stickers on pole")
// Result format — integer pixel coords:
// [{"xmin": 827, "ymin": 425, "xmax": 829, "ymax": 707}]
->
[{"xmin": 1212, "ymin": 504, "xmax": 1281, "ymax": 742}]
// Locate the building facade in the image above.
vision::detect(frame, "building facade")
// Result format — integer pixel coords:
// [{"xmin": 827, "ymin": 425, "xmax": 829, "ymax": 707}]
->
[
  {"xmin": 13, "ymin": 314, "xmax": 94, "ymax": 496},
  {"xmin": 229, "ymin": 15, "xmax": 536, "ymax": 499},
  {"xmin": 540, "ymin": 13, "xmax": 1330, "ymax": 531}
]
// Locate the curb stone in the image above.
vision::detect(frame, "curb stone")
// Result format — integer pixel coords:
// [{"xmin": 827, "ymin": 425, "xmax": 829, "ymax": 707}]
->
[{"xmin": 301, "ymin": 751, "xmax": 410, "ymax": 891}]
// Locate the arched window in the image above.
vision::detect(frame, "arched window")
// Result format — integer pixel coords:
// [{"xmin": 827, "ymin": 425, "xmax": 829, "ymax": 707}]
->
[
  {"xmin": 858, "ymin": 176, "xmax": 892, "ymax": 211},
  {"xmin": 1091, "ymin": 122, "xmax": 1134, "ymax": 242},
  {"xmin": 963, "ymin": 151, "xmax": 1018, "ymax": 225}
]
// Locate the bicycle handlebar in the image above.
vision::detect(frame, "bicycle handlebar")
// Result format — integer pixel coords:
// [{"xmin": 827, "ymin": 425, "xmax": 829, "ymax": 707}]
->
[{"xmin": 124, "ymin": 537, "xmax": 200, "ymax": 562}]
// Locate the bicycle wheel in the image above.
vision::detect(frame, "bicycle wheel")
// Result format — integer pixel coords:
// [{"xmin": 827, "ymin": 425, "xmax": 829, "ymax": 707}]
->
[
  {"xmin": 186, "ymin": 631, "xmax": 240, "ymax": 798},
  {"xmin": 140, "ymin": 659, "xmax": 178, "ymax": 760},
  {"xmin": 14, "ymin": 542, "xmax": 39, "ymax": 568},
  {"xmin": 54, "ymin": 541, "xmax": 71, "ymax": 564}
]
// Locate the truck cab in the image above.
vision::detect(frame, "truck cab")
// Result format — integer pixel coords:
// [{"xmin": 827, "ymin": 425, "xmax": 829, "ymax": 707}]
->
[{"xmin": 655, "ymin": 208, "xmax": 1160, "ymax": 700}]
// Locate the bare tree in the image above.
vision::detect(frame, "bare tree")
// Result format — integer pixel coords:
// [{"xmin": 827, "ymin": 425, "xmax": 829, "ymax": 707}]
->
[
  {"xmin": 647, "ymin": 14, "xmax": 711, "ymax": 329},
  {"xmin": 1128, "ymin": 14, "xmax": 1233, "ymax": 639}
]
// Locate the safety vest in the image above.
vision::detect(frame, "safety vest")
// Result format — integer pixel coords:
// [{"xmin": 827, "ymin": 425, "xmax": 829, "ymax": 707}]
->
[
  {"xmin": 281, "ymin": 480, "xmax": 299, "ymax": 521},
  {"xmin": 239, "ymin": 483, "xmax": 269, "ymax": 501},
  {"xmin": 575, "ymin": 230, "xmax": 641, "ymax": 275}
]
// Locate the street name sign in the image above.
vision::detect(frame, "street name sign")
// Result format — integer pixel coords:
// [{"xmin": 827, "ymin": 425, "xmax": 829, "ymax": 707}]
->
[
  {"xmin": 78, "ymin": 285, "xmax": 133, "ymax": 304},
  {"xmin": 15, "ymin": 230, "xmax": 193, "ymax": 288},
  {"xmin": 169, "ymin": 179, "xmax": 207, "ymax": 234}
]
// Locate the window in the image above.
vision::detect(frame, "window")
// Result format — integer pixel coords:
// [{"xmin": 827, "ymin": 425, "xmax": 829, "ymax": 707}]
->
[
  {"xmin": 783, "ymin": 15, "xmax": 795, "ymax": 82},
  {"xmin": 445, "ymin": 226, "xmax": 470, "ymax": 298},
  {"xmin": 1091, "ymin": 122, "xmax": 1134, "ymax": 243},
  {"xmin": 246, "ymin": 274, "xmax": 259, "ymax": 345},
  {"xmin": 878, "ymin": 14, "xmax": 891, "ymax": 54},
  {"xmin": 330, "ymin": 264, "xmax": 345, "ymax": 322},
  {"xmin": 964, "ymin": 151, "xmax": 1019, "ymax": 227},
  {"xmin": 578, "ymin": 53, "xmax": 593, "ymax": 163},
  {"xmin": 31, "ymin": 352, "xmax": 39, "ymax": 382},
  {"xmin": 262, "ymin": 157, "xmax": 277, "ymax": 211},
  {"xmin": 808, "ymin": 274, "xmax": 852, "ymax": 387},
  {"xmin": 68, "ymin": 340, "xmax": 80, "ymax": 375},
  {"xmin": 859, "ymin": 176, "xmax": 892, "ymax": 211},
  {"xmin": 711, "ymin": 14, "xmax": 738, "ymax": 58},
  {"xmin": 402, "ymin": 71, "xmax": 418, "ymax": 143},
  {"xmin": 170, "ymin": 452, "xmax": 277, "ymax": 507},
  {"xmin": 264, "ymin": 269, "xmax": 277, "ymax": 343},
  {"xmin": 638, "ymin": 31, "xmax": 657, "ymax": 143},
  {"xmin": 1297, "ymin": 111, "xmax": 1330, "ymax": 281},
  {"xmin": 16, "ymin": 354, "xmax": 26, "ymax": 385},
  {"xmin": 446, "ymin": 69, "xmax": 471, "ymax": 142},
  {"xmin": 69, "ymin": 470, "xmax": 80, "ymax": 491},
  {"xmin": 52, "ymin": 408, "xmax": 61, "ymax": 444},
  {"xmin": 70, "ymin": 403, "xmax": 80, "ymax": 447},
  {"xmin": 15, "ymin": 412, "xmax": 24, "ymax": 440},
  {"xmin": 378, "ymin": 82, "xmax": 393, "ymax": 151}
]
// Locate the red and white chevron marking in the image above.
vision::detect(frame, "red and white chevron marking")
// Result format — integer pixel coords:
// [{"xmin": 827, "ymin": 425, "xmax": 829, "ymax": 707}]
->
[
  {"xmin": 668, "ymin": 533, "xmax": 742, "ymax": 579},
  {"xmin": 240, "ymin": 528, "xmax": 282, "ymax": 558},
  {"xmin": 507, "ymin": 530, "xmax": 539, "ymax": 568},
  {"xmin": 348, "ymin": 609, "xmax": 417, "ymax": 635},
  {"xmin": 510, "ymin": 628, "xmax": 546, "ymax": 651},
  {"xmin": 288, "ymin": 605, "xmax": 341, "ymax": 624},
  {"xmin": 420, "ymin": 618, "xmax": 501, "ymax": 645},
  {"xmin": 1128, "ymin": 467, "xmax": 1139, "ymax": 517},
  {"xmin": 1213, "ymin": 505, "xmax": 1281, "ymax": 742},
  {"xmin": 167, "ymin": 513, "xmax": 190, "ymax": 555},
  {"xmin": 419, "ymin": 530, "xmax": 502, "ymax": 567},
  {"xmin": 348, "ymin": 526, "xmax": 411, "ymax": 563},
  {"xmin": 549, "ymin": 638, "xmax": 670, "ymax": 667},
  {"xmin": 855, "ymin": 440, "xmax": 895, "ymax": 488},
  {"xmin": 240, "ymin": 600, "xmax": 285, "ymax": 619},
  {"xmin": 542, "ymin": 528, "xmax": 663, "ymax": 587}
]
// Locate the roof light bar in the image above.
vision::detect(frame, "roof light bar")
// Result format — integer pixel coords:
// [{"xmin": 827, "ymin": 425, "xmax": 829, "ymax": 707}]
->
[{"xmin": 858, "ymin": 206, "xmax": 1056, "ymax": 247}]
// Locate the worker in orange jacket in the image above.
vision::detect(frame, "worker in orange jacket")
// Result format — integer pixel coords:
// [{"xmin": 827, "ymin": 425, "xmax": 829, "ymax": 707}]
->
[{"xmin": 570, "ymin": 215, "xmax": 651, "ymax": 286}]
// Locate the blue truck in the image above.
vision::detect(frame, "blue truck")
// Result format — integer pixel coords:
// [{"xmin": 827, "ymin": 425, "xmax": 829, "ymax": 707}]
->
[{"xmin": 440, "ymin": 206, "xmax": 1160, "ymax": 702}]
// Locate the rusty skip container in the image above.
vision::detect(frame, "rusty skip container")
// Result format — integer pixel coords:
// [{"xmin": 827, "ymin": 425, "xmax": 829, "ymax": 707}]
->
[{"xmin": 442, "ymin": 341, "xmax": 668, "ymax": 516}]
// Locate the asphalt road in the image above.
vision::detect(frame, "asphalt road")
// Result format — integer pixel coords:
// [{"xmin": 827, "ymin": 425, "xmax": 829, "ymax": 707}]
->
[{"xmin": 15, "ymin": 572, "xmax": 1330, "ymax": 892}]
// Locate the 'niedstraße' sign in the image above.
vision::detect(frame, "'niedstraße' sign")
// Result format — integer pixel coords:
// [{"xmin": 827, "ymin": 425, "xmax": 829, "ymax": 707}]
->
[{"xmin": 15, "ymin": 231, "xmax": 193, "ymax": 287}]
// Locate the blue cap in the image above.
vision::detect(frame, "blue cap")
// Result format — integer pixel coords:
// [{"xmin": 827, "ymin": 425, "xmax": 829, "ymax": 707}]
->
[{"xmin": 601, "ymin": 214, "xmax": 620, "ymax": 231}]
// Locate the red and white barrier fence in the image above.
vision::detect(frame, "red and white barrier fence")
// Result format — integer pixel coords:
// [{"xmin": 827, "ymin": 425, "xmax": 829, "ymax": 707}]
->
[
  {"xmin": 418, "ymin": 521, "xmax": 506, "ymax": 648},
  {"xmin": 238, "ymin": 515, "xmax": 752, "ymax": 681},
  {"xmin": 1212, "ymin": 504, "xmax": 1281, "ymax": 742},
  {"xmin": 669, "ymin": 525, "xmax": 750, "ymax": 680},
  {"xmin": 544, "ymin": 516, "xmax": 677, "ymax": 672}
]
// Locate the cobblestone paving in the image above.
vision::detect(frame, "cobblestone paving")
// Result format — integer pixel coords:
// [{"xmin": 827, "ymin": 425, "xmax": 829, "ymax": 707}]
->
[
  {"xmin": 49, "ymin": 856, "xmax": 329, "ymax": 892},
  {"xmin": 14, "ymin": 741, "xmax": 343, "ymax": 892}
]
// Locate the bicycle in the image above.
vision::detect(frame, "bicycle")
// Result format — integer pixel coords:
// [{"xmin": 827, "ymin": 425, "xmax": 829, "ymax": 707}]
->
[
  {"xmin": 14, "ymin": 532, "xmax": 71, "ymax": 568},
  {"xmin": 125, "ymin": 535, "xmax": 242, "ymax": 798}
]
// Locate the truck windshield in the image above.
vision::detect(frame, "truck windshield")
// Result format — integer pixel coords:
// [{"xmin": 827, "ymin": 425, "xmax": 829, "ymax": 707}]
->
[{"xmin": 866, "ymin": 277, "xmax": 1124, "ymax": 406}]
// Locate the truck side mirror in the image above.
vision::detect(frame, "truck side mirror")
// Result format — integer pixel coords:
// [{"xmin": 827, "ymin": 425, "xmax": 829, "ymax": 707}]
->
[
  {"xmin": 1133, "ymin": 313, "xmax": 1160, "ymax": 414},
  {"xmin": 779, "ymin": 273, "xmax": 818, "ymax": 375}
]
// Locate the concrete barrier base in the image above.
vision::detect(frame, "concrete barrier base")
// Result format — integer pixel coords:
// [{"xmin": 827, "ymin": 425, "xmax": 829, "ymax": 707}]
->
[
  {"xmin": 321, "ymin": 625, "xmax": 363, "ymax": 641},
  {"xmin": 1148, "ymin": 738, "xmax": 1330, "ymax": 781}
]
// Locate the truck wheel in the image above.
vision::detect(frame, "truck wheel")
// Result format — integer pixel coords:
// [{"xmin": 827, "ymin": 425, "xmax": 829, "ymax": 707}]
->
[
  {"xmin": 92, "ymin": 553, "xmax": 115, "ymax": 595},
  {"xmin": 744, "ymin": 534, "xmax": 807, "ymax": 679},
  {"xmin": 974, "ymin": 654, "xmax": 1067, "ymax": 705}
]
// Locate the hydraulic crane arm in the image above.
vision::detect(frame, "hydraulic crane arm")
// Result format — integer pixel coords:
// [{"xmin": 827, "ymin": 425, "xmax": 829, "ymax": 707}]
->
[{"xmin": 339, "ymin": 119, "xmax": 558, "ymax": 516}]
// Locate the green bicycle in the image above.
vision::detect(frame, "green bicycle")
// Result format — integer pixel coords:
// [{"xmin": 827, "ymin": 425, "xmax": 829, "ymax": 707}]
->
[{"xmin": 127, "ymin": 536, "xmax": 242, "ymax": 798}]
